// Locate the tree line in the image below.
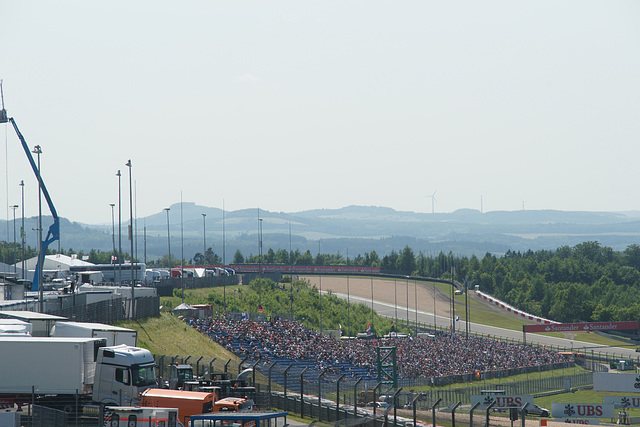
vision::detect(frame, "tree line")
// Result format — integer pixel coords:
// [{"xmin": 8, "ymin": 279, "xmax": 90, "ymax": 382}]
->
[
  {"xmin": 229, "ymin": 242, "xmax": 640, "ymax": 323},
  {"xmin": 3, "ymin": 238, "xmax": 638, "ymax": 323}
]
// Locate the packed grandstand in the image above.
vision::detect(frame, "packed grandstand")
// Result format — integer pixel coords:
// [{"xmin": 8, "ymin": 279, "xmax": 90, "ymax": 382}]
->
[{"xmin": 186, "ymin": 316, "xmax": 570, "ymax": 381}]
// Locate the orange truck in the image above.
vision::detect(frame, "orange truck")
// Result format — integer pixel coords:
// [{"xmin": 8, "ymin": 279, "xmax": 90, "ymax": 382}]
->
[
  {"xmin": 214, "ymin": 396, "xmax": 255, "ymax": 412},
  {"xmin": 140, "ymin": 388, "xmax": 215, "ymax": 426}
]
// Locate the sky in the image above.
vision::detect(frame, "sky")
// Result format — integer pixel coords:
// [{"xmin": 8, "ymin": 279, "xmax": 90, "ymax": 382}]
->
[{"xmin": 1, "ymin": 1, "xmax": 639, "ymax": 225}]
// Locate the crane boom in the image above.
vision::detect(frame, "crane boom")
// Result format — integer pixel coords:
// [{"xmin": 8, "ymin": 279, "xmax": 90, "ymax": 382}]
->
[{"xmin": 7, "ymin": 118, "xmax": 60, "ymax": 292}]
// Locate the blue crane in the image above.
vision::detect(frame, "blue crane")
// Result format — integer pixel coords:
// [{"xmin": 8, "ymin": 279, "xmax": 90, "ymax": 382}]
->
[{"xmin": 0, "ymin": 82, "xmax": 59, "ymax": 293}]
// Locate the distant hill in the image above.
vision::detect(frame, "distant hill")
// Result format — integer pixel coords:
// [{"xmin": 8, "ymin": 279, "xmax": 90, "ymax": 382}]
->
[{"xmin": 2, "ymin": 204, "xmax": 640, "ymax": 262}]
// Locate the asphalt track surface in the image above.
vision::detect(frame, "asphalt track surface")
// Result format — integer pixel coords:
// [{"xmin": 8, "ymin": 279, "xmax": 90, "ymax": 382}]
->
[{"xmin": 301, "ymin": 275, "xmax": 639, "ymax": 361}]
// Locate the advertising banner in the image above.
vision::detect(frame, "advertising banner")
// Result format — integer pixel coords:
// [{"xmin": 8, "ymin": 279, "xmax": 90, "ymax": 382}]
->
[
  {"xmin": 470, "ymin": 395, "xmax": 533, "ymax": 409},
  {"xmin": 604, "ymin": 396, "xmax": 640, "ymax": 408},
  {"xmin": 553, "ymin": 419, "xmax": 600, "ymax": 424},
  {"xmin": 594, "ymin": 373, "xmax": 640, "ymax": 393},
  {"xmin": 525, "ymin": 321, "xmax": 638, "ymax": 333},
  {"xmin": 551, "ymin": 403, "xmax": 614, "ymax": 419}
]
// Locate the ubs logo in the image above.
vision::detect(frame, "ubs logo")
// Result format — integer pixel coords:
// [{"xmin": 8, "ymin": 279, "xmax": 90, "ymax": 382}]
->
[{"xmin": 564, "ymin": 404, "xmax": 576, "ymax": 417}]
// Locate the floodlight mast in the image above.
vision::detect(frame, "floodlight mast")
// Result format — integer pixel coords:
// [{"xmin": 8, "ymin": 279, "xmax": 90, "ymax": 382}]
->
[{"xmin": 0, "ymin": 85, "xmax": 60, "ymax": 294}]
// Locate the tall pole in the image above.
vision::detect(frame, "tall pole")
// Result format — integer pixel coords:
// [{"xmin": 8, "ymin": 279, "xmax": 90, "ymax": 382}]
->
[
  {"xmin": 465, "ymin": 278, "xmax": 469, "ymax": 339},
  {"xmin": 319, "ymin": 274, "xmax": 322, "ymax": 335},
  {"xmin": 10, "ymin": 205, "xmax": 18, "ymax": 274},
  {"xmin": 33, "ymin": 145, "xmax": 43, "ymax": 312},
  {"xmin": 394, "ymin": 278, "xmax": 398, "ymax": 330},
  {"xmin": 20, "ymin": 180, "xmax": 25, "ymax": 280},
  {"xmin": 126, "ymin": 160, "xmax": 134, "ymax": 317},
  {"xmin": 370, "ymin": 276, "xmax": 374, "ymax": 334},
  {"xmin": 181, "ymin": 192, "xmax": 184, "ymax": 304},
  {"xmin": 406, "ymin": 276, "xmax": 409, "ymax": 327},
  {"xmin": 116, "ymin": 170, "xmax": 122, "ymax": 285},
  {"xmin": 143, "ymin": 223, "xmax": 147, "ymax": 265},
  {"xmin": 415, "ymin": 280, "xmax": 418, "ymax": 337},
  {"xmin": 451, "ymin": 265, "xmax": 455, "ymax": 333},
  {"xmin": 109, "ymin": 203, "xmax": 116, "ymax": 262},
  {"xmin": 164, "ymin": 207, "xmax": 171, "ymax": 273},
  {"xmin": 202, "ymin": 213, "xmax": 206, "ymax": 264},
  {"xmin": 433, "ymin": 282, "xmax": 437, "ymax": 330},
  {"xmin": 258, "ymin": 217, "xmax": 263, "ymax": 307},
  {"xmin": 222, "ymin": 199, "xmax": 225, "ymax": 265},
  {"xmin": 134, "ymin": 180, "xmax": 138, "ymax": 268},
  {"xmin": 289, "ymin": 220, "xmax": 292, "ymax": 263},
  {"xmin": 347, "ymin": 275, "xmax": 350, "ymax": 338}
]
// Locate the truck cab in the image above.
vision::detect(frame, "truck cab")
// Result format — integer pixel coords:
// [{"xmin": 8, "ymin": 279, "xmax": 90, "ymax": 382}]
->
[
  {"xmin": 168, "ymin": 364, "xmax": 195, "ymax": 390},
  {"xmin": 93, "ymin": 345, "xmax": 157, "ymax": 406}
]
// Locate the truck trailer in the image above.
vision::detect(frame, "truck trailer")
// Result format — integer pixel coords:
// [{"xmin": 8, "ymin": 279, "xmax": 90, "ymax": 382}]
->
[
  {"xmin": 0, "ymin": 337, "xmax": 156, "ymax": 411},
  {"xmin": 51, "ymin": 321, "xmax": 138, "ymax": 346}
]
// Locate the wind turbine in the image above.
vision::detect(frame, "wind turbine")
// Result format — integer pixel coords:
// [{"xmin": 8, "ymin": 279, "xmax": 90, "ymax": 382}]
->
[{"xmin": 427, "ymin": 191, "xmax": 437, "ymax": 214}]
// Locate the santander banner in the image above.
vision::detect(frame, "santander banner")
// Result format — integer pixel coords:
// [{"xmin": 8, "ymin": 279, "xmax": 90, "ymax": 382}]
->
[{"xmin": 524, "ymin": 321, "xmax": 638, "ymax": 333}]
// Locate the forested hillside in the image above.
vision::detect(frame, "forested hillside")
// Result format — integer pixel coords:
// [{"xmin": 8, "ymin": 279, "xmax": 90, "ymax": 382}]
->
[{"xmin": 453, "ymin": 242, "xmax": 640, "ymax": 323}]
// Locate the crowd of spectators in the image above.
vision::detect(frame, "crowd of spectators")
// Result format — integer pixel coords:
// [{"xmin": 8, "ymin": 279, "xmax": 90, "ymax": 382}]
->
[{"xmin": 187, "ymin": 315, "xmax": 569, "ymax": 380}]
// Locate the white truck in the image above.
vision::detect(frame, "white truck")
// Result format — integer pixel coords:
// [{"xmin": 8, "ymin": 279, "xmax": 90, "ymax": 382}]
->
[
  {"xmin": 0, "ymin": 336, "xmax": 156, "ymax": 412},
  {"xmin": 51, "ymin": 321, "xmax": 138, "ymax": 346}
]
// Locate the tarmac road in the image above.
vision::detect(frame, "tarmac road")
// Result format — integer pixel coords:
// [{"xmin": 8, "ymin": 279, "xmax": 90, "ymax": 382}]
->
[{"xmin": 302, "ymin": 275, "xmax": 639, "ymax": 361}]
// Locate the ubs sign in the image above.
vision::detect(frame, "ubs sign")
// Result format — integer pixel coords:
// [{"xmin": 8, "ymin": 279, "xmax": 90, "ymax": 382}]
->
[
  {"xmin": 470, "ymin": 395, "xmax": 533, "ymax": 409},
  {"xmin": 594, "ymin": 372, "xmax": 640, "ymax": 393},
  {"xmin": 551, "ymin": 403, "xmax": 614, "ymax": 418},
  {"xmin": 604, "ymin": 396, "xmax": 640, "ymax": 408}
]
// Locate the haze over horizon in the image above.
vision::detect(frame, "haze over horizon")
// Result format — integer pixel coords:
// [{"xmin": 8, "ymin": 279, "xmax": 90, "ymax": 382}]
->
[{"xmin": 1, "ymin": 1, "xmax": 638, "ymax": 225}]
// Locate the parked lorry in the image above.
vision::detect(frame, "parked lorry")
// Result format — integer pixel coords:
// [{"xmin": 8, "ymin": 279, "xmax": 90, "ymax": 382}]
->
[
  {"xmin": 141, "ymin": 388, "xmax": 215, "ymax": 426},
  {"xmin": 51, "ymin": 321, "xmax": 138, "ymax": 346},
  {"xmin": 165, "ymin": 364, "xmax": 256, "ymax": 401},
  {"xmin": 214, "ymin": 396, "xmax": 255, "ymax": 412},
  {"xmin": 104, "ymin": 406, "xmax": 182, "ymax": 427},
  {"xmin": 0, "ymin": 337, "xmax": 157, "ymax": 411},
  {"xmin": 140, "ymin": 388, "xmax": 254, "ymax": 426}
]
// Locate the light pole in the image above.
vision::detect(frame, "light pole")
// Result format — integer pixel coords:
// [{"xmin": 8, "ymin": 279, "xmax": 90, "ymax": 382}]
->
[
  {"xmin": 164, "ymin": 208, "xmax": 171, "ymax": 273},
  {"xmin": 319, "ymin": 274, "xmax": 323, "ymax": 335},
  {"xmin": 347, "ymin": 275, "xmax": 351, "ymax": 338},
  {"xmin": 258, "ymin": 217, "xmax": 263, "ymax": 308},
  {"xmin": 32, "ymin": 145, "xmax": 43, "ymax": 312},
  {"xmin": 180, "ymin": 193, "xmax": 184, "ymax": 304},
  {"xmin": 433, "ymin": 282, "xmax": 437, "ymax": 330},
  {"xmin": 202, "ymin": 213, "xmax": 206, "ymax": 265},
  {"xmin": 370, "ymin": 276, "xmax": 374, "ymax": 334},
  {"xmin": 20, "ymin": 180, "xmax": 25, "ymax": 280},
  {"xmin": 406, "ymin": 276, "xmax": 409, "ymax": 328},
  {"xmin": 394, "ymin": 278, "xmax": 398, "ymax": 330},
  {"xmin": 10, "ymin": 205, "xmax": 18, "ymax": 274},
  {"xmin": 126, "ymin": 160, "xmax": 134, "ymax": 317},
  {"xmin": 116, "ymin": 170, "xmax": 122, "ymax": 285},
  {"xmin": 109, "ymin": 203, "xmax": 116, "ymax": 262},
  {"xmin": 415, "ymin": 280, "xmax": 418, "ymax": 337}
]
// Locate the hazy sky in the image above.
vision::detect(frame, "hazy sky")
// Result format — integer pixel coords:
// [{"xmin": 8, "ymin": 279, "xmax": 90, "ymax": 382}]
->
[{"xmin": 1, "ymin": 1, "xmax": 639, "ymax": 224}]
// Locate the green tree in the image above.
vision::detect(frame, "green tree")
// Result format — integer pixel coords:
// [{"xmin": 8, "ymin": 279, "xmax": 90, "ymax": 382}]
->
[
  {"xmin": 232, "ymin": 249, "xmax": 244, "ymax": 264},
  {"xmin": 397, "ymin": 246, "xmax": 417, "ymax": 275}
]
